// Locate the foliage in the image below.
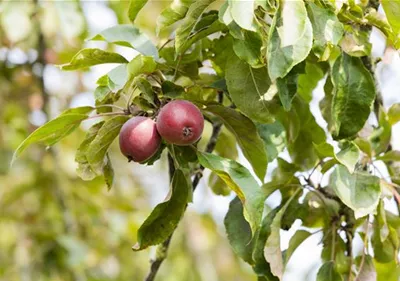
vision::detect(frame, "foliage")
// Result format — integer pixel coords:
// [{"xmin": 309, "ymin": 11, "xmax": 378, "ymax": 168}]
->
[{"xmin": 4, "ymin": 0, "xmax": 400, "ymax": 280}]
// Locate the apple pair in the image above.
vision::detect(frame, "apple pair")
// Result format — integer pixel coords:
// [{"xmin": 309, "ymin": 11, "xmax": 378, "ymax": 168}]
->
[{"xmin": 119, "ymin": 100, "xmax": 204, "ymax": 163}]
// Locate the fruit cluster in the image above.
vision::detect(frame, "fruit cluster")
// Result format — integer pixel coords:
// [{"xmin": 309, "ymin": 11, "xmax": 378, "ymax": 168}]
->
[{"xmin": 119, "ymin": 100, "xmax": 204, "ymax": 163}]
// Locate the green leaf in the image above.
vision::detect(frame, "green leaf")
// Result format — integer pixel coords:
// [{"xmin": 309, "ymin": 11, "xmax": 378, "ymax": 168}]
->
[
  {"xmin": 177, "ymin": 11, "xmax": 227, "ymax": 55},
  {"xmin": 86, "ymin": 115, "xmax": 129, "ymax": 174},
  {"xmin": 336, "ymin": 141, "xmax": 360, "ymax": 173},
  {"xmin": 330, "ymin": 164, "xmax": 381, "ymax": 218},
  {"xmin": 316, "ymin": 261, "xmax": 343, "ymax": 281},
  {"xmin": 388, "ymin": 103, "xmax": 400, "ymax": 125},
  {"xmin": 375, "ymin": 259, "xmax": 400, "ymax": 281},
  {"xmin": 175, "ymin": 0, "xmax": 215, "ymax": 55},
  {"xmin": 306, "ymin": 2, "xmax": 344, "ymax": 58},
  {"xmin": 370, "ymin": 107, "xmax": 391, "ymax": 155},
  {"xmin": 252, "ymin": 210, "xmax": 280, "ymax": 280},
  {"xmin": 203, "ymin": 104, "xmax": 268, "ymax": 181},
  {"xmin": 376, "ymin": 150, "xmax": 400, "ymax": 162},
  {"xmin": 297, "ymin": 61, "xmax": 325, "ymax": 102},
  {"xmin": 224, "ymin": 197, "xmax": 254, "ymax": 264},
  {"xmin": 60, "ymin": 48, "xmax": 127, "ymax": 71},
  {"xmin": 232, "ymin": 30, "xmax": 263, "ymax": 67},
  {"xmin": 340, "ymin": 27, "xmax": 372, "ymax": 57},
  {"xmin": 209, "ymin": 172, "xmax": 231, "ymax": 196},
  {"xmin": 372, "ymin": 220, "xmax": 399, "ymax": 263},
  {"xmin": 284, "ymin": 230, "xmax": 311, "ymax": 266},
  {"xmin": 381, "ymin": 0, "xmax": 400, "ymax": 47},
  {"xmin": 257, "ymin": 121, "xmax": 286, "ymax": 163},
  {"xmin": 228, "ymin": 0, "xmax": 257, "ymax": 31},
  {"xmin": 128, "ymin": 0, "xmax": 148, "ymax": 23},
  {"xmin": 276, "ymin": 66, "xmax": 301, "ymax": 111},
  {"xmin": 75, "ymin": 121, "xmax": 105, "ymax": 181},
  {"xmin": 331, "ymin": 53, "xmax": 376, "ymax": 139},
  {"xmin": 127, "ymin": 55, "xmax": 157, "ymax": 79},
  {"xmin": 156, "ymin": 0, "xmax": 194, "ymax": 34},
  {"xmin": 12, "ymin": 107, "xmax": 94, "ymax": 165},
  {"xmin": 267, "ymin": 0, "xmax": 313, "ymax": 80},
  {"xmin": 133, "ymin": 169, "xmax": 190, "ymax": 250},
  {"xmin": 225, "ymin": 54, "xmax": 273, "ymax": 123},
  {"xmin": 264, "ymin": 188, "xmax": 301, "ymax": 279},
  {"xmin": 278, "ymin": 97, "xmax": 326, "ymax": 170},
  {"xmin": 90, "ymin": 25, "xmax": 159, "ymax": 59},
  {"xmin": 96, "ymin": 64, "xmax": 128, "ymax": 91},
  {"xmin": 376, "ymin": 200, "xmax": 389, "ymax": 243},
  {"xmin": 197, "ymin": 152, "xmax": 264, "ymax": 234}
]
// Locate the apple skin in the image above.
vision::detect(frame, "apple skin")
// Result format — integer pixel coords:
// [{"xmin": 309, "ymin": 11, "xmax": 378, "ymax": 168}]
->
[
  {"xmin": 119, "ymin": 116, "xmax": 161, "ymax": 163},
  {"xmin": 156, "ymin": 100, "xmax": 204, "ymax": 145}
]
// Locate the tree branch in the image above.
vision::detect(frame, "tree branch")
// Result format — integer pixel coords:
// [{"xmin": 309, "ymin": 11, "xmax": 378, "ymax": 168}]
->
[{"xmin": 143, "ymin": 120, "xmax": 223, "ymax": 281}]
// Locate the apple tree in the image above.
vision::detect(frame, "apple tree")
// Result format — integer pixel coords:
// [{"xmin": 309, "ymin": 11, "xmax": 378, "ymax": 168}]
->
[{"xmin": 12, "ymin": 0, "xmax": 400, "ymax": 280}]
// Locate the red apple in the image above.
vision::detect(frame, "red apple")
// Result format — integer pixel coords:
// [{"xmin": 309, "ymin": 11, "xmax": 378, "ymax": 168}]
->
[
  {"xmin": 156, "ymin": 100, "xmax": 204, "ymax": 145},
  {"xmin": 119, "ymin": 116, "xmax": 161, "ymax": 163}
]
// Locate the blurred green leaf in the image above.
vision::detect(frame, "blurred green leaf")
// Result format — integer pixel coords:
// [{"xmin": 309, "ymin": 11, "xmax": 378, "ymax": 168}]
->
[
  {"xmin": 90, "ymin": 25, "xmax": 159, "ymax": 59},
  {"xmin": 284, "ymin": 230, "xmax": 311, "ymax": 266},
  {"xmin": 381, "ymin": 0, "xmax": 400, "ymax": 47},
  {"xmin": 157, "ymin": 0, "xmax": 194, "ymax": 34},
  {"xmin": 316, "ymin": 261, "xmax": 343, "ymax": 281},
  {"xmin": 128, "ymin": 0, "xmax": 148, "ymax": 23},
  {"xmin": 388, "ymin": 103, "xmax": 400, "ymax": 125},
  {"xmin": 60, "ymin": 48, "xmax": 127, "ymax": 71},
  {"xmin": 133, "ymin": 169, "xmax": 190, "ymax": 250},
  {"xmin": 12, "ymin": 107, "xmax": 94, "ymax": 165},
  {"xmin": 228, "ymin": 0, "xmax": 257, "ymax": 31},
  {"xmin": 257, "ymin": 121, "xmax": 286, "ymax": 163}
]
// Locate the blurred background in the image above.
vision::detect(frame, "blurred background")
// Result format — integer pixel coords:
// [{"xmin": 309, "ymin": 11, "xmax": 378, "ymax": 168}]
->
[{"xmin": 1, "ymin": 1, "xmax": 400, "ymax": 281}]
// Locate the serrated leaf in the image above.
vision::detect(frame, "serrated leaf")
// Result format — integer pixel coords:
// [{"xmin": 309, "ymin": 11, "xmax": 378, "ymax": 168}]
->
[
  {"xmin": 284, "ymin": 230, "xmax": 311, "ymax": 266},
  {"xmin": 225, "ymin": 53, "xmax": 273, "ymax": 123},
  {"xmin": 264, "ymin": 188, "xmax": 301, "ymax": 279},
  {"xmin": 316, "ymin": 261, "xmax": 343, "ymax": 281},
  {"xmin": 331, "ymin": 53, "xmax": 376, "ymax": 139},
  {"xmin": 197, "ymin": 152, "xmax": 265, "ymax": 234},
  {"xmin": 127, "ymin": 55, "xmax": 157, "ymax": 79},
  {"xmin": 224, "ymin": 197, "xmax": 254, "ymax": 264},
  {"xmin": 60, "ymin": 48, "xmax": 127, "ymax": 71},
  {"xmin": 12, "ymin": 107, "xmax": 94, "ymax": 165},
  {"xmin": 306, "ymin": 2, "xmax": 344, "ymax": 58},
  {"xmin": 175, "ymin": 0, "xmax": 215, "ymax": 55},
  {"xmin": 203, "ymin": 104, "xmax": 268, "ymax": 181},
  {"xmin": 86, "ymin": 115, "xmax": 129, "ymax": 174},
  {"xmin": 156, "ymin": 0, "xmax": 194, "ymax": 34},
  {"xmin": 267, "ymin": 0, "xmax": 313, "ymax": 80},
  {"xmin": 90, "ymin": 25, "xmax": 159, "ymax": 59},
  {"xmin": 128, "ymin": 0, "xmax": 148, "ymax": 23},
  {"xmin": 228, "ymin": 0, "xmax": 257, "ymax": 31},
  {"xmin": 330, "ymin": 164, "xmax": 381, "ymax": 218},
  {"xmin": 133, "ymin": 169, "xmax": 190, "ymax": 250}
]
